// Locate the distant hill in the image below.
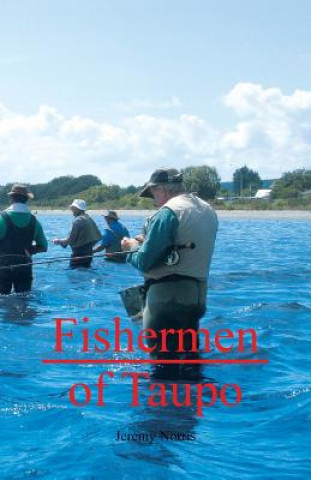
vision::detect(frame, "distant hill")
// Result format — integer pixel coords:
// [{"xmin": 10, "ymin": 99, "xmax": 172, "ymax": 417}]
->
[
  {"xmin": 0, "ymin": 175, "xmax": 102, "ymax": 206},
  {"xmin": 0, "ymin": 174, "xmax": 280, "ymax": 209},
  {"xmin": 0, "ymin": 175, "xmax": 149, "ymax": 209}
]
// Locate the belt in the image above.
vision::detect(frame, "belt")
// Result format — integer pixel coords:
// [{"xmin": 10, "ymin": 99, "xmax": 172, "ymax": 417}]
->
[{"xmin": 144, "ymin": 274, "xmax": 200, "ymax": 292}]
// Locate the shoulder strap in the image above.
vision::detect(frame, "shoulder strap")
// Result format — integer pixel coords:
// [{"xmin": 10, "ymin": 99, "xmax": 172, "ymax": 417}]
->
[
  {"xmin": 29, "ymin": 214, "xmax": 36, "ymax": 238},
  {"xmin": 1, "ymin": 211, "xmax": 11, "ymax": 225}
]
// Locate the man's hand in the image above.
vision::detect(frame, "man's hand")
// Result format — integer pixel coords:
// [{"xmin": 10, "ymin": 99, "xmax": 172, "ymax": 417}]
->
[
  {"xmin": 25, "ymin": 246, "xmax": 47, "ymax": 255},
  {"xmin": 121, "ymin": 237, "xmax": 140, "ymax": 252},
  {"xmin": 53, "ymin": 238, "xmax": 67, "ymax": 247},
  {"xmin": 134, "ymin": 234, "xmax": 145, "ymax": 244}
]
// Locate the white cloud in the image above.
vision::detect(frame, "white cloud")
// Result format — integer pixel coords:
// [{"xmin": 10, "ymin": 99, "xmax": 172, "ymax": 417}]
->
[
  {"xmin": 220, "ymin": 83, "xmax": 311, "ymax": 178},
  {"xmin": 0, "ymin": 83, "xmax": 311, "ymax": 186},
  {"xmin": 115, "ymin": 96, "xmax": 181, "ymax": 112}
]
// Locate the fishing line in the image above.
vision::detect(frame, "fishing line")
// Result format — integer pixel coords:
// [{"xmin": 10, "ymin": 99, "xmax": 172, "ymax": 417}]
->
[
  {"xmin": 0, "ymin": 243, "xmax": 195, "ymax": 271},
  {"xmin": 0, "ymin": 251, "xmax": 135, "ymax": 271}
]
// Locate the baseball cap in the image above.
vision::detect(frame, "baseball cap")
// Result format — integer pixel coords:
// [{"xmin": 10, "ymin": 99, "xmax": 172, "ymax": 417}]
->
[
  {"xmin": 139, "ymin": 168, "xmax": 183, "ymax": 198},
  {"xmin": 104, "ymin": 210, "xmax": 119, "ymax": 220}
]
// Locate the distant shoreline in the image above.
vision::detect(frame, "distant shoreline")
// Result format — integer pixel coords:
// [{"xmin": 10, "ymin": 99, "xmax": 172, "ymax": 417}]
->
[{"xmin": 33, "ymin": 209, "xmax": 311, "ymax": 221}]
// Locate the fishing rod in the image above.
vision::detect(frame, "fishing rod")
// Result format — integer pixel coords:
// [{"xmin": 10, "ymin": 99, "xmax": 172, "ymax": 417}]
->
[
  {"xmin": 0, "ymin": 251, "xmax": 133, "ymax": 262},
  {"xmin": 0, "ymin": 251, "xmax": 136, "ymax": 271},
  {"xmin": 0, "ymin": 242, "xmax": 195, "ymax": 271}
]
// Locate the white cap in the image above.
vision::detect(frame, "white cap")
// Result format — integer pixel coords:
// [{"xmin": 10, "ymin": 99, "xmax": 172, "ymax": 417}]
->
[{"xmin": 70, "ymin": 199, "xmax": 87, "ymax": 211}]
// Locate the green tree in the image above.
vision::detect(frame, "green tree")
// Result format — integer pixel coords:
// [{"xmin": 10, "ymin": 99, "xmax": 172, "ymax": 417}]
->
[
  {"xmin": 233, "ymin": 166, "xmax": 262, "ymax": 196},
  {"xmin": 31, "ymin": 175, "xmax": 102, "ymax": 201},
  {"xmin": 271, "ymin": 169, "xmax": 311, "ymax": 199},
  {"xmin": 181, "ymin": 165, "xmax": 221, "ymax": 200},
  {"xmin": 125, "ymin": 185, "xmax": 139, "ymax": 195},
  {"xmin": 83, "ymin": 184, "xmax": 121, "ymax": 204}
]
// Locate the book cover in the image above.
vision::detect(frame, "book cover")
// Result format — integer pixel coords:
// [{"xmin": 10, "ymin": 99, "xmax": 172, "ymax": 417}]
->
[{"xmin": 0, "ymin": 1, "xmax": 310, "ymax": 479}]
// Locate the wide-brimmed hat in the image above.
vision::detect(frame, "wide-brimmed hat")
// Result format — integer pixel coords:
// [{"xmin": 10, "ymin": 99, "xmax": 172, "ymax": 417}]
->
[
  {"xmin": 70, "ymin": 199, "xmax": 87, "ymax": 211},
  {"xmin": 139, "ymin": 168, "xmax": 183, "ymax": 198},
  {"xmin": 8, "ymin": 184, "xmax": 34, "ymax": 199},
  {"xmin": 104, "ymin": 210, "xmax": 119, "ymax": 220}
]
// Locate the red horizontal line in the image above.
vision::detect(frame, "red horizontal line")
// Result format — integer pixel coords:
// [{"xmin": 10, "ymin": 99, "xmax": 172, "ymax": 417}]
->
[{"xmin": 42, "ymin": 358, "xmax": 269, "ymax": 365}]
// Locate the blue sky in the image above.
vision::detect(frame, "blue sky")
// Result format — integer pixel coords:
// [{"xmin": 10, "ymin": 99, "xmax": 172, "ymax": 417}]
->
[{"xmin": 0, "ymin": 0, "xmax": 311, "ymax": 185}]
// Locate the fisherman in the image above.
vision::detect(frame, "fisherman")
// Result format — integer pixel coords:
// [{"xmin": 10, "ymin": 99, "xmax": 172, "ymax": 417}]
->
[
  {"xmin": 93, "ymin": 210, "xmax": 130, "ymax": 263},
  {"xmin": 53, "ymin": 199, "xmax": 101, "ymax": 269},
  {"xmin": 0, "ymin": 184, "xmax": 48, "ymax": 294},
  {"xmin": 121, "ymin": 168, "xmax": 218, "ymax": 375}
]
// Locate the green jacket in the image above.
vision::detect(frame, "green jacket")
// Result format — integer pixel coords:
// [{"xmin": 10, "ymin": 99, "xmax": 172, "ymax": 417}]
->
[{"xmin": 0, "ymin": 208, "xmax": 48, "ymax": 252}]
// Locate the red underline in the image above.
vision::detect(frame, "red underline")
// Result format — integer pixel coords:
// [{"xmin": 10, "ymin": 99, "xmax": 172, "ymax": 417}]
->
[{"xmin": 42, "ymin": 358, "xmax": 269, "ymax": 365}]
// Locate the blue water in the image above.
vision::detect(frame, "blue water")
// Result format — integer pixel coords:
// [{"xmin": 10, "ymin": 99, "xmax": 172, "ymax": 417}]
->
[{"xmin": 0, "ymin": 214, "xmax": 310, "ymax": 480}]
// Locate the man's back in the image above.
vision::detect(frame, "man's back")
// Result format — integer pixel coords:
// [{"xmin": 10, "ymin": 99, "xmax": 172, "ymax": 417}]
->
[
  {"xmin": 0, "ymin": 207, "xmax": 47, "ymax": 254},
  {"xmin": 0, "ymin": 202, "xmax": 47, "ymax": 294},
  {"xmin": 67, "ymin": 213, "xmax": 101, "ymax": 249},
  {"xmin": 103, "ymin": 220, "xmax": 129, "ymax": 248}
]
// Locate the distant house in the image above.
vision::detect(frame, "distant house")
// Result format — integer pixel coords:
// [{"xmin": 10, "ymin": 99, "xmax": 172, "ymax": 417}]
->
[
  {"xmin": 254, "ymin": 189, "xmax": 272, "ymax": 199},
  {"xmin": 301, "ymin": 189, "xmax": 311, "ymax": 197}
]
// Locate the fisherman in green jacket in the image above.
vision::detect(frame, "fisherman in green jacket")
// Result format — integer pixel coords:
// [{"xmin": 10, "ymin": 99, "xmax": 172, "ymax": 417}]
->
[
  {"xmin": 122, "ymin": 168, "xmax": 218, "ymax": 376},
  {"xmin": 0, "ymin": 184, "xmax": 48, "ymax": 295}
]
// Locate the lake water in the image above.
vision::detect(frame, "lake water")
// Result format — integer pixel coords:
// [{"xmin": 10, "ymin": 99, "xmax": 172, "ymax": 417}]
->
[{"xmin": 1, "ymin": 214, "xmax": 310, "ymax": 479}]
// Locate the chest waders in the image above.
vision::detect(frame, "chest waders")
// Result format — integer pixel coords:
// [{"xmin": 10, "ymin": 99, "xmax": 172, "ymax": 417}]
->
[{"xmin": 0, "ymin": 212, "xmax": 36, "ymax": 294}]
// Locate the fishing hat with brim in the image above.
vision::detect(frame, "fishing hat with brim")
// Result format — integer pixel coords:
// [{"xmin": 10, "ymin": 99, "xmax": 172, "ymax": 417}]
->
[
  {"xmin": 104, "ymin": 210, "xmax": 119, "ymax": 221},
  {"xmin": 70, "ymin": 199, "xmax": 87, "ymax": 211},
  {"xmin": 8, "ymin": 184, "xmax": 34, "ymax": 199},
  {"xmin": 139, "ymin": 168, "xmax": 183, "ymax": 198}
]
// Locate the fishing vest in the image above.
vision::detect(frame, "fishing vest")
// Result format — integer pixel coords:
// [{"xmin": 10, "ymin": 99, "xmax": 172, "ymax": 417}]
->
[
  {"xmin": 0, "ymin": 212, "xmax": 36, "ymax": 256},
  {"xmin": 144, "ymin": 193, "xmax": 218, "ymax": 281},
  {"xmin": 71, "ymin": 214, "xmax": 101, "ymax": 249}
]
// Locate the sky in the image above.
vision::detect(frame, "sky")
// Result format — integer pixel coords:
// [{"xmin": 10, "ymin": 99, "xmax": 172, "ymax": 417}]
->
[{"xmin": 0, "ymin": 0, "xmax": 311, "ymax": 186}]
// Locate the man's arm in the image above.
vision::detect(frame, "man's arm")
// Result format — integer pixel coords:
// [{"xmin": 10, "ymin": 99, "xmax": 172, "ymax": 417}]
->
[
  {"xmin": 30, "ymin": 219, "xmax": 48, "ymax": 254},
  {"xmin": 93, "ymin": 229, "xmax": 114, "ymax": 253},
  {"xmin": 127, "ymin": 207, "xmax": 179, "ymax": 273},
  {"xmin": 93, "ymin": 244, "xmax": 105, "ymax": 253},
  {"xmin": 54, "ymin": 218, "xmax": 81, "ymax": 248}
]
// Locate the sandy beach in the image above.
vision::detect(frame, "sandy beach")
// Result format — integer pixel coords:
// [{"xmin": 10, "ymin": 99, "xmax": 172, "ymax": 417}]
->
[
  {"xmin": 34, "ymin": 209, "xmax": 311, "ymax": 221},
  {"xmin": 215, "ymin": 210, "xmax": 311, "ymax": 220}
]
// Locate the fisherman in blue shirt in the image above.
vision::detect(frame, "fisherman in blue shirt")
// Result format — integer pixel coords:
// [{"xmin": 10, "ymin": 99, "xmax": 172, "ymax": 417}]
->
[{"xmin": 93, "ymin": 210, "xmax": 130, "ymax": 263}]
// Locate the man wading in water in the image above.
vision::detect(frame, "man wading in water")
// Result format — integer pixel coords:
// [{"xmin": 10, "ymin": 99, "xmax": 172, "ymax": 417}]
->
[
  {"xmin": 53, "ymin": 199, "xmax": 101, "ymax": 269},
  {"xmin": 122, "ymin": 168, "xmax": 218, "ymax": 378},
  {"xmin": 93, "ymin": 210, "xmax": 130, "ymax": 263},
  {"xmin": 0, "ymin": 184, "xmax": 48, "ymax": 294}
]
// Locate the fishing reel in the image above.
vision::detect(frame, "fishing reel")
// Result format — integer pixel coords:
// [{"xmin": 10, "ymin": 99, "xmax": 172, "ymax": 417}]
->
[
  {"xmin": 165, "ymin": 249, "xmax": 180, "ymax": 266},
  {"xmin": 164, "ymin": 242, "xmax": 195, "ymax": 266}
]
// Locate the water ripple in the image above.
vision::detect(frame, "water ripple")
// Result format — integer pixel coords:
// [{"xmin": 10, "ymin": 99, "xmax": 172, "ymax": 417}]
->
[{"xmin": 0, "ymin": 216, "xmax": 310, "ymax": 479}]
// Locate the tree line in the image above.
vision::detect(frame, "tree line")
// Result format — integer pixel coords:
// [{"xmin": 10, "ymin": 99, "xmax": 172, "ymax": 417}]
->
[{"xmin": 0, "ymin": 166, "xmax": 310, "ymax": 209}]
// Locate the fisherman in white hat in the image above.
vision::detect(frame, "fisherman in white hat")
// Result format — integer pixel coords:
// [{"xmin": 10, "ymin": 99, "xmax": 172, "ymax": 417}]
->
[
  {"xmin": 0, "ymin": 184, "xmax": 48, "ymax": 294},
  {"xmin": 53, "ymin": 199, "xmax": 101, "ymax": 269}
]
